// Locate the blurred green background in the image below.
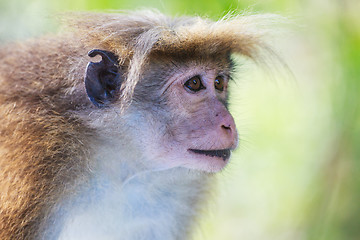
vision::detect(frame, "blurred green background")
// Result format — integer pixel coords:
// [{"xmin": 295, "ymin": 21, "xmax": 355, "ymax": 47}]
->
[{"xmin": 1, "ymin": 0, "xmax": 359, "ymax": 239}]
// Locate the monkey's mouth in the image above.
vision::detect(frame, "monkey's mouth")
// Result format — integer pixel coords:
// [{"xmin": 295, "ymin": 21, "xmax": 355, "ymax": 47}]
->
[{"xmin": 188, "ymin": 149, "xmax": 231, "ymax": 161}]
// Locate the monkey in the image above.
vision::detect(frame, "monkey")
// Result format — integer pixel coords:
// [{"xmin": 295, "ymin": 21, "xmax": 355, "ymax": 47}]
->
[{"xmin": 0, "ymin": 10, "xmax": 277, "ymax": 240}]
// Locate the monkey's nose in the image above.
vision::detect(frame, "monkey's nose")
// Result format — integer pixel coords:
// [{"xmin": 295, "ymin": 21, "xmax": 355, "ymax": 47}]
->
[{"xmin": 219, "ymin": 113, "xmax": 236, "ymax": 138}]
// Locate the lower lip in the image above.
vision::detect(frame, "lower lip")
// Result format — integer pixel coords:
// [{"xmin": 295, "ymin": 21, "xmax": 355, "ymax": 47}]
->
[{"xmin": 188, "ymin": 149, "xmax": 231, "ymax": 161}]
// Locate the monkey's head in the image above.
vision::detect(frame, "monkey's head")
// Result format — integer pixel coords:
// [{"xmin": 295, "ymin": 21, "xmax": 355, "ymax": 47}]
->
[{"xmin": 75, "ymin": 11, "xmax": 274, "ymax": 172}]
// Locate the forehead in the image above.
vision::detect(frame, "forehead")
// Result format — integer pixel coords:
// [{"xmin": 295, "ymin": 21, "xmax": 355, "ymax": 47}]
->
[
  {"xmin": 151, "ymin": 50, "xmax": 233, "ymax": 65},
  {"xmin": 145, "ymin": 53, "xmax": 234, "ymax": 79}
]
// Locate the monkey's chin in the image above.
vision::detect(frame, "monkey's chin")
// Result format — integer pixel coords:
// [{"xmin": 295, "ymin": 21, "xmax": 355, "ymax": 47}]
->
[{"xmin": 186, "ymin": 149, "xmax": 231, "ymax": 173}]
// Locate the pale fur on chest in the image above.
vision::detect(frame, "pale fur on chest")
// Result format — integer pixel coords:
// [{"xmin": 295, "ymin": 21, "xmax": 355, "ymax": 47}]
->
[{"xmin": 44, "ymin": 142, "xmax": 209, "ymax": 240}]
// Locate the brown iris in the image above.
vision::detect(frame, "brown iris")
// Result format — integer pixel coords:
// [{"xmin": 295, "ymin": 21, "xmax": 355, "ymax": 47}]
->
[
  {"xmin": 184, "ymin": 76, "xmax": 204, "ymax": 92},
  {"xmin": 214, "ymin": 76, "xmax": 224, "ymax": 91}
]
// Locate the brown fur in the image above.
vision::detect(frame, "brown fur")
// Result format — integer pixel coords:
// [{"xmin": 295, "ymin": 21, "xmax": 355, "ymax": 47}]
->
[
  {"xmin": 0, "ymin": 10, "xmax": 278, "ymax": 239},
  {"xmin": 0, "ymin": 38, "xmax": 94, "ymax": 239}
]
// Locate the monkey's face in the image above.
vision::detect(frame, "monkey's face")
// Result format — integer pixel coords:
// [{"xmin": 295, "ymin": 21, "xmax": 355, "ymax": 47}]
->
[{"xmin": 131, "ymin": 58, "xmax": 238, "ymax": 172}]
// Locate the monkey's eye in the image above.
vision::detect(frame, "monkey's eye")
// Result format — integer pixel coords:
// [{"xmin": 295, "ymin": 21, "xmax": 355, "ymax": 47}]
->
[
  {"xmin": 184, "ymin": 76, "xmax": 205, "ymax": 92},
  {"xmin": 214, "ymin": 76, "xmax": 225, "ymax": 92}
]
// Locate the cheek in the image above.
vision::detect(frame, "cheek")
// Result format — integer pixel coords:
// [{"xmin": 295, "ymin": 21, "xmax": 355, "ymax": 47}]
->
[
  {"xmin": 167, "ymin": 97, "xmax": 217, "ymax": 138},
  {"xmin": 170, "ymin": 113, "xmax": 213, "ymax": 140}
]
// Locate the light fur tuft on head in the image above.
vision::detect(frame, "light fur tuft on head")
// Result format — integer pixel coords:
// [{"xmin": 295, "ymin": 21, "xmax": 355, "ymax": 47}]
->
[{"xmin": 62, "ymin": 10, "xmax": 283, "ymax": 109}]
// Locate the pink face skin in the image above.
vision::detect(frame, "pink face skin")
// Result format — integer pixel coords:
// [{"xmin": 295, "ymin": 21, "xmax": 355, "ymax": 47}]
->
[{"xmin": 156, "ymin": 61, "xmax": 238, "ymax": 172}]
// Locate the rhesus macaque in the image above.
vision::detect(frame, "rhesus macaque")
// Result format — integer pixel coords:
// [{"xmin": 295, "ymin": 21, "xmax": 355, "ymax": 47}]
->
[{"xmin": 0, "ymin": 10, "xmax": 276, "ymax": 240}]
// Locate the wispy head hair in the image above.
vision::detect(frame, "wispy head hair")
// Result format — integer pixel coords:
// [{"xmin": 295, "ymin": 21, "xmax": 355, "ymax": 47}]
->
[{"xmin": 62, "ymin": 10, "xmax": 284, "ymax": 110}]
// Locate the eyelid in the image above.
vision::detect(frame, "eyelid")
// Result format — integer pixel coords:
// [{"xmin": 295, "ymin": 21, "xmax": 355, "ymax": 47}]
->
[{"xmin": 218, "ymin": 73, "xmax": 230, "ymax": 81}]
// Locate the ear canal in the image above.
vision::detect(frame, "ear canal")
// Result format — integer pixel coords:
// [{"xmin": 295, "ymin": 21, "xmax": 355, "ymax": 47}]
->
[{"xmin": 84, "ymin": 49, "xmax": 122, "ymax": 108}]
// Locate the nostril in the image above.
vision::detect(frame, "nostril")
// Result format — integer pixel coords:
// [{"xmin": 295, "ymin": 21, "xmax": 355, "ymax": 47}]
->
[
  {"xmin": 216, "ymin": 110, "xmax": 236, "ymax": 136},
  {"xmin": 221, "ymin": 124, "xmax": 232, "ymax": 132}
]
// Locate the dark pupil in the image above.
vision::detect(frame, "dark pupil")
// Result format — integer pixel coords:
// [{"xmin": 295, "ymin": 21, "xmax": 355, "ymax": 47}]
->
[
  {"xmin": 215, "ymin": 77, "xmax": 224, "ymax": 91},
  {"xmin": 185, "ymin": 76, "xmax": 202, "ymax": 91},
  {"xmin": 191, "ymin": 78, "xmax": 199, "ymax": 88}
]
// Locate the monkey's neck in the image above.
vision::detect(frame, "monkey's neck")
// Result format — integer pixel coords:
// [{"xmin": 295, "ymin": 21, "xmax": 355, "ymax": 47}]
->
[{"xmin": 46, "ymin": 150, "xmax": 209, "ymax": 240}]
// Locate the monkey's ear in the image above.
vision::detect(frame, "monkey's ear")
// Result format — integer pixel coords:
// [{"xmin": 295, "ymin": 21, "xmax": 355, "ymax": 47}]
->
[{"xmin": 85, "ymin": 49, "xmax": 123, "ymax": 108}]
